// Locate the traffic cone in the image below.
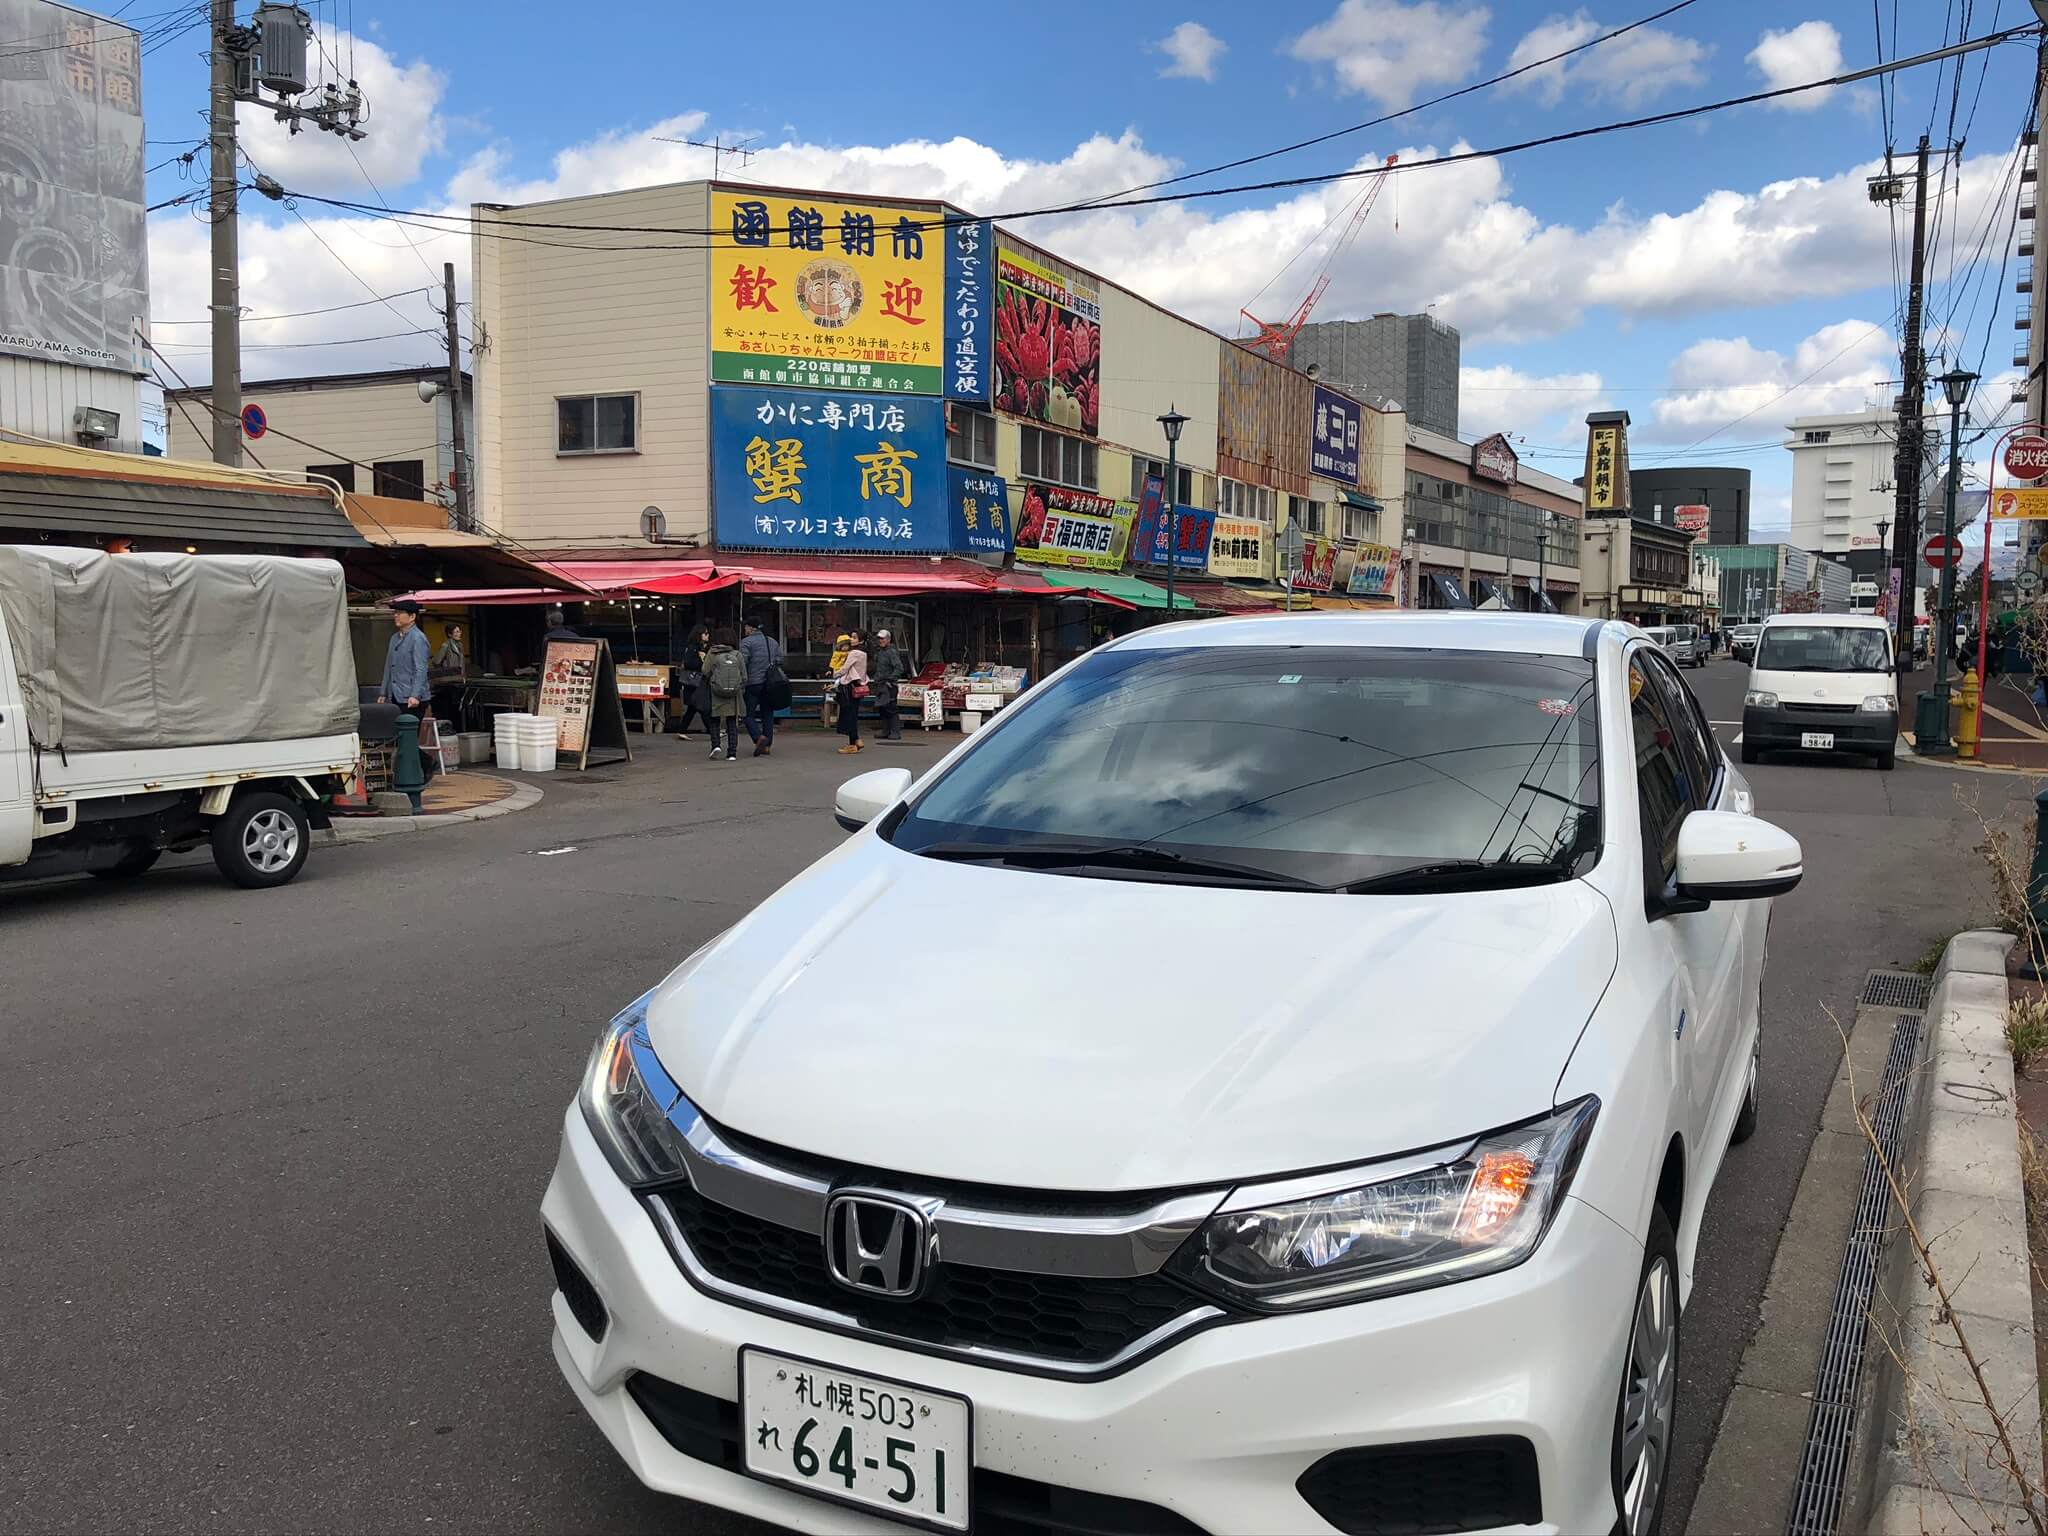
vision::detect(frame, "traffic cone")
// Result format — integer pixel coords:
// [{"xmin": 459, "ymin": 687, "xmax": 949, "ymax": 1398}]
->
[{"xmin": 331, "ymin": 759, "xmax": 377, "ymax": 816}]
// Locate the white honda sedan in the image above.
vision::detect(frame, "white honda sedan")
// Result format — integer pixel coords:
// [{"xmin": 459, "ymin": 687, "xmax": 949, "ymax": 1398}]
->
[{"xmin": 542, "ymin": 614, "xmax": 1799, "ymax": 1536}]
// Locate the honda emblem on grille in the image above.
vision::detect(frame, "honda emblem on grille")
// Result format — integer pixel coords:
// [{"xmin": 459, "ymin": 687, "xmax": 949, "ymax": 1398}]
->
[{"xmin": 824, "ymin": 1191, "xmax": 935, "ymax": 1299}]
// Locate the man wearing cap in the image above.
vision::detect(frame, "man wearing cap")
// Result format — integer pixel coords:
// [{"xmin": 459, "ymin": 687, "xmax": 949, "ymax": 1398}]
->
[
  {"xmin": 379, "ymin": 598, "xmax": 431, "ymax": 715},
  {"xmin": 870, "ymin": 627, "xmax": 909, "ymax": 742}
]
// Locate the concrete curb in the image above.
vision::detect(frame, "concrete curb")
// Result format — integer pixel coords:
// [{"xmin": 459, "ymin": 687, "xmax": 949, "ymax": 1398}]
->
[
  {"xmin": 1866, "ymin": 930, "xmax": 2043, "ymax": 1533},
  {"xmin": 318, "ymin": 780, "xmax": 544, "ymax": 844}
]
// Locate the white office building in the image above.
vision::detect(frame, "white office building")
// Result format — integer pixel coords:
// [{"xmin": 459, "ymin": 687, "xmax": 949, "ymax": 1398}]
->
[{"xmin": 1785, "ymin": 408, "xmax": 1938, "ymax": 557}]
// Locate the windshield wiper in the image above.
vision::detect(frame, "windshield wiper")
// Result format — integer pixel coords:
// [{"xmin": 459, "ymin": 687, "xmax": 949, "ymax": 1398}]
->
[
  {"xmin": 907, "ymin": 839, "xmax": 1329, "ymax": 891},
  {"xmin": 1336, "ymin": 858, "xmax": 1574, "ymax": 894}
]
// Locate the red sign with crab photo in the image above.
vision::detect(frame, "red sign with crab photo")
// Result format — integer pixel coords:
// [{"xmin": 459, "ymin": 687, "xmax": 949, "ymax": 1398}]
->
[{"xmin": 995, "ymin": 246, "xmax": 1102, "ymax": 437}]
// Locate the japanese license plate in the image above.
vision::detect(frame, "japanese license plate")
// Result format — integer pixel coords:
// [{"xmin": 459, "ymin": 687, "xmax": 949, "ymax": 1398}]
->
[
  {"xmin": 1800, "ymin": 731, "xmax": 1835, "ymax": 749},
  {"xmin": 740, "ymin": 1348, "xmax": 970, "ymax": 1531}
]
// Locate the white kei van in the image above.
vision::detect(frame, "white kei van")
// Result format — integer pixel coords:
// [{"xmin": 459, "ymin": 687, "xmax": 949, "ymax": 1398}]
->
[{"xmin": 1741, "ymin": 612, "xmax": 1898, "ymax": 770}]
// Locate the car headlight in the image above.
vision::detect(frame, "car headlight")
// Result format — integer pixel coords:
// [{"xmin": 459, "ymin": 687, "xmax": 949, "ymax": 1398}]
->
[
  {"xmin": 579, "ymin": 991, "xmax": 690, "ymax": 1187},
  {"xmin": 1745, "ymin": 690, "xmax": 1778, "ymax": 708},
  {"xmin": 1860, "ymin": 695, "xmax": 1895, "ymax": 713},
  {"xmin": 1173, "ymin": 1098, "xmax": 1598, "ymax": 1311}
]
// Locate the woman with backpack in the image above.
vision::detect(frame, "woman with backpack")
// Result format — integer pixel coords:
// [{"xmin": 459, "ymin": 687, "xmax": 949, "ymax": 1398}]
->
[{"xmin": 703, "ymin": 628, "xmax": 746, "ymax": 761}]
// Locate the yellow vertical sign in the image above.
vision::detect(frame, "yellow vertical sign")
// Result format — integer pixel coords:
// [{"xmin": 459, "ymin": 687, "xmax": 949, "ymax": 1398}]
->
[
  {"xmin": 1585, "ymin": 425, "xmax": 1620, "ymax": 511},
  {"xmin": 711, "ymin": 191, "xmax": 944, "ymax": 394}
]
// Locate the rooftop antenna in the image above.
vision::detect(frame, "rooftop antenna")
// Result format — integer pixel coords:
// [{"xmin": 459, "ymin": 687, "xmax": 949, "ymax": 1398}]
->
[{"xmin": 654, "ymin": 133, "xmax": 759, "ymax": 179}]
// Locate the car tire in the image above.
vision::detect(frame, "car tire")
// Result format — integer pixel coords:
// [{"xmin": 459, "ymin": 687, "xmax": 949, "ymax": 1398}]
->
[
  {"xmin": 1877, "ymin": 748, "xmax": 1896, "ymax": 772},
  {"xmin": 1730, "ymin": 1021, "xmax": 1760, "ymax": 1145},
  {"xmin": 1740, "ymin": 742, "xmax": 1759, "ymax": 765},
  {"xmin": 89, "ymin": 843, "xmax": 161, "ymax": 880},
  {"xmin": 1611, "ymin": 1206, "xmax": 1680, "ymax": 1536},
  {"xmin": 210, "ymin": 791, "xmax": 310, "ymax": 889}
]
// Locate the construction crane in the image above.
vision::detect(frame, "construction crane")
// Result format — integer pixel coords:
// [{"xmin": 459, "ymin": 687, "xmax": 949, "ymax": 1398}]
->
[{"xmin": 1239, "ymin": 155, "xmax": 1398, "ymax": 363}]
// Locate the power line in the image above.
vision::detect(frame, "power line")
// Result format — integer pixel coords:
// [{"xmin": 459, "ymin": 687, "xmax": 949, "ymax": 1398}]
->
[{"xmin": 151, "ymin": 287, "xmax": 434, "ymax": 326}]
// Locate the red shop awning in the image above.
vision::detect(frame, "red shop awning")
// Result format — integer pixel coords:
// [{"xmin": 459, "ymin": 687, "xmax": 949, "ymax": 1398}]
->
[
  {"xmin": 629, "ymin": 571, "xmax": 743, "ymax": 597},
  {"xmin": 719, "ymin": 554, "xmax": 1001, "ymax": 598},
  {"xmin": 990, "ymin": 570, "xmax": 1138, "ymax": 610},
  {"xmin": 394, "ymin": 584, "xmax": 588, "ymax": 606},
  {"xmin": 540, "ymin": 558, "xmax": 721, "ymax": 593}
]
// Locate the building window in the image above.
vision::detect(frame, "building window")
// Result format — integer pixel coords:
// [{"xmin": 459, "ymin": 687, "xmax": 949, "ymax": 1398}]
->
[
  {"xmin": 949, "ymin": 406, "xmax": 997, "ymax": 469},
  {"xmin": 307, "ymin": 462, "xmax": 355, "ymax": 492},
  {"xmin": 373, "ymin": 459, "xmax": 425, "ymax": 501},
  {"xmin": 1019, "ymin": 425, "xmax": 1096, "ymax": 489},
  {"xmin": 1342, "ymin": 500, "xmax": 1376, "ymax": 541},
  {"xmin": 1291, "ymin": 495, "xmax": 1324, "ymax": 535},
  {"xmin": 1133, "ymin": 457, "xmax": 1200, "ymax": 507},
  {"xmin": 557, "ymin": 393, "xmax": 638, "ymax": 455},
  {"xmin": 1219, "ymin": 478, "xmax": 1275, "ymax": 522},
  {"xmin": 1802, "ymin": 430, "xmax": 1831, "ymax": 444}
]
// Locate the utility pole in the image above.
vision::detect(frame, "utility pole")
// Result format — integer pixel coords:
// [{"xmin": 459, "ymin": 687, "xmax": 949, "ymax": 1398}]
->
[
  {"xmin": 208, "ymin": 0, "xmax": 241, "ymax": 465},
  {"xmin": 2021, "ymin": 36, "xmax": 2047, "ymax": 576},
  {"xmin": 441, "ymin": 263, "xmax": 470, "ymax": 531},
  {"xmin": 1890, "ymin": 134, "xmax": 1931, "ymax": 680}
]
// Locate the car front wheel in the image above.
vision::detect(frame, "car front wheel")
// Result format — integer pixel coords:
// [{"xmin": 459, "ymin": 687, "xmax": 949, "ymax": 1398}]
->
[{"xmin": 1612, "ymin": 1207, "xmax": 1679, "ymax": 1536}]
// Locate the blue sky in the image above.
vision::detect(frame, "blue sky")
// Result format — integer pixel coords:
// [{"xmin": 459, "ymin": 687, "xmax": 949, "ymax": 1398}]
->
[{"xmin": 133, "ymin": 1, "xmax": 2045, "ymax": 533}]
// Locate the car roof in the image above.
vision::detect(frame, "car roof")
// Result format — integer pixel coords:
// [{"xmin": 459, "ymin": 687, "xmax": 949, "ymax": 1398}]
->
[
  {"xmin": 1759, "ymin": 612, "xmax": 1891, "ymax": 630},
  {"xmin": 1111, "ymin": 612, "xmax": 1612, "ymax": 658}
]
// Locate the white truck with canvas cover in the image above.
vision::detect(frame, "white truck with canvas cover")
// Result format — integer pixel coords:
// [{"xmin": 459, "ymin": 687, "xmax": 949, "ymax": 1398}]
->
[{"xmin": 0, "ymin": 548, "xmax": 360, "ymax": 889}]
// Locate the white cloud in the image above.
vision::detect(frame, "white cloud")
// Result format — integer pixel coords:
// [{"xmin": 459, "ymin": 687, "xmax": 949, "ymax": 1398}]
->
[
  {"xmin": 1157, "ymin": 21, "xmax": 1226, "ymax": 81},
  {"xmin": 1748, "ymin": 20, "xmax": 1844, "ymax": 110},
  {"xmin": 1505, "ymin": 11, "xmax": 1709, "ymax": 108},
  {"xmin": 1288, "ymin": 0, "xmax": 1488, "ymax": 109},
  {"xmin": 1458, "ymin": 364, "xmax": 1606, "ymax": 445},
  {"xmin": 237, "ymin": 27, "xmax": 446, "ymax": 196},
  {"xmin": 1647, "ymin": 319, "xmax": 1897, "ymax": 440}
]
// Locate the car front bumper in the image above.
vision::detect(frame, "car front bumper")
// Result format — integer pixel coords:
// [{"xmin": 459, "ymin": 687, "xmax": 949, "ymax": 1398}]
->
[
  {"xmin": 1743, "ymin": 702, "xmax": 1898, "ymax": 754},
  {"xmin": 541, "ymin": 1106, "xmax": 1644, "ymax": 1535}
]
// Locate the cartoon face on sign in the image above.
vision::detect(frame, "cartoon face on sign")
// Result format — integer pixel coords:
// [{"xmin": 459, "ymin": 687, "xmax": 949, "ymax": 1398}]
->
[{"xmin": 796, "ymin": 259, "xmax": 862, "ymax": 330}]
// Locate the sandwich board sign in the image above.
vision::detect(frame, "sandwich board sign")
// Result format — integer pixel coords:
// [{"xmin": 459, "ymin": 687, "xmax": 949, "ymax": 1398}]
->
[{"xmin": 537, "ymin": 637, "xmax": 633, "ymax": 769}]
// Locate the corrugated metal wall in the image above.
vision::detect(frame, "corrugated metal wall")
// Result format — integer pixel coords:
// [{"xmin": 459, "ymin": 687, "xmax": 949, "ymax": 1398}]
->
[
  {"xmin": 0, "ymin": 357, "xmax": 144, "ymax": 456},
  {"xmin": 1217, "ymin": 341, "xmax": 1309, "ymax": 496}
]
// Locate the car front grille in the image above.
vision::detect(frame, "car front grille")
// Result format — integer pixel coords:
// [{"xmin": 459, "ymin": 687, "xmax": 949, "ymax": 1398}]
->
[
  {"xmin": 1784, "ymin": 701, "xmax": 1858, "ymax": 715},
  {"xmin": 1296, "ymin": 1436, "xmax": 1542, "ymax": 1535},
  {"xmin": 655, "ymin": 1181, "xmax": 1213, "ymax": 1368},
  {"xmin": 624, "ymin": 1371, "xmax": 1210, "ymax": 1535}
]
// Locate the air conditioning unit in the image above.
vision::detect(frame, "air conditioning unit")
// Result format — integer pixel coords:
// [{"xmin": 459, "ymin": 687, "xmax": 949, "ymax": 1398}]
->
[{"xmin": 71, "ymin": 406, "xmax": 119, "ymax": 443}]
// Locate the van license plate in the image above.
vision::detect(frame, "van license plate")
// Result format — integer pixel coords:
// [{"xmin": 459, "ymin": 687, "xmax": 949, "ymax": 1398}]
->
[
  {"xmin": 1801, "ymin": 731, "xmax": 1835, "ymax": 749},
  {"xmin": 740, "ymin": 1348, "xmax": 970, "ymax": 1530}
]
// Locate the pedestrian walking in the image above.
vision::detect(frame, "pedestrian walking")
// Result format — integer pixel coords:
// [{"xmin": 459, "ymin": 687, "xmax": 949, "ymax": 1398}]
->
[
  {"xmin": 670, "ymin": 623, "xmax": 714, "ymax": 739},
  {"xmin": 821, "ymin": 632, "xmax": 851, "ymax": 731},
  {"xmin": 739, "ymin": 614, "xmax": 784, "ymax": 758},
  {"xmin": 378, "ymin": 598, "xmax": 430, "ymax": 717},
  {"xmin": 429, "ymin": 622, "xmax": 466, "ymax": 726},
  {"xmin": 870, "ymin": 627, "xmax": 908, "ymax": 741},
  {"xmin": 835, "ymin": 628, "xmax": 870, "ymax": 754},
  {"xmin": 703, "ymin": 628, "xmax": 745, "ymax": 761}
]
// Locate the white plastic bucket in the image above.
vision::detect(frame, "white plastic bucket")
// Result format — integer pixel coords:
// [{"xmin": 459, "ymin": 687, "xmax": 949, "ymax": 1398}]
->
[
  {"xmin": 493, "ymin": 713, "xmax": 528, "ymax": 770},
  {"xmin": 516, "ymin": 718, "xmax": 560, "ymax": 773}
]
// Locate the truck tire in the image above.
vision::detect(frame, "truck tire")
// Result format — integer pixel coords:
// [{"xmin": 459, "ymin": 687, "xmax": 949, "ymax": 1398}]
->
[
  {"xmin": 211, "ymin": 791, "xmax": 310, "ymax": 888},
  {"xmin": 89, "ymin": 844, "xmax": 161, "ymax": 880}
]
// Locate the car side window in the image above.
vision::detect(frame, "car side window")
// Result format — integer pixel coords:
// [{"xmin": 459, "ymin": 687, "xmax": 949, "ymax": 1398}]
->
[
  {"xmin": 1645, "ymin": 651, "xmax": 1716, "ymax": 808},
  {"xmin": 1629, "ymin": 651, "xmax": 1690, "ymax": 888}
]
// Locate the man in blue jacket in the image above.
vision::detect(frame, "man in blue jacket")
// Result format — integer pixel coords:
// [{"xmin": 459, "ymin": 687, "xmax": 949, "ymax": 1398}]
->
[
  {"xmin": 739, "ymin": 614, "xmax": 782, "ymax": 758},
  {"xmin": 379, "ymin": 598, "xmax": 431, "ymax": 715}
]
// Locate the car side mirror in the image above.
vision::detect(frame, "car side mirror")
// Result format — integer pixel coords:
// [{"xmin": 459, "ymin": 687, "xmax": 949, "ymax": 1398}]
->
[
  {"xmin": 834, "ymin": 767, "xmax": 913, "ymax": 833},
  {"xmin": 1673, "ymin": 810, "xmax": 1803, "ymax": 903}
]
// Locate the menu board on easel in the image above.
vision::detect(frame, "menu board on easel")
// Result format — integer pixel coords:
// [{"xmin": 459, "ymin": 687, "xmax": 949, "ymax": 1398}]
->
[{"xmin": 537, "ymin": 637, "xmax": 633, "ymax": 769}]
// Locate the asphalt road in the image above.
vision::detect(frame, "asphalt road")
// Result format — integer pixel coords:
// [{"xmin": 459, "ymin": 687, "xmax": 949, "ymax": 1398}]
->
[{"xmin": 0, "ymin": 666, "xmax": 2031, "ymax": 1536}]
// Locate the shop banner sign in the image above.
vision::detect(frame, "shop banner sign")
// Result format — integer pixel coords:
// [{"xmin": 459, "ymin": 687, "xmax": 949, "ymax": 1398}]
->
[
  {"xmin": 1310, "ymin": 385, "xmax": 1360, "ymax": 486},
  {"xmin": 1014, "ymin": 483, "xmax": 1131, "ymax": 571},
  {"xmin": 944, "ymin": 219, "xmax": 993, "ymax": 403},
  {"xmin": 1209, "ymin": 516, "xmax": 1271, "ymax": 579},
  {"xmin": 994, "ymin": 246, "xmax": 1101, "ymax": 436},
  {"xmin": 1289, "ymin": 533, "xmax": 1337, "ymax": 592},
  {"xmin": 1992, "ymin": 487, "xmax": 2048, "ymax": 519},
  {"xmin": 713, "ymin": 384, "xmax": 949, "ymax": 551},
  {"xmin": 947, "ymin": 466, "xmax": 1012, "ymax": 555},
  {"xmin": 1346, "ymin": 541, "xmax": 1403, "ymax": 598},
  {"xmin": 1133, "ymin": 477, "xmax": 1216, "ymax": 569},
  {"xmin": 713, "ymin": 190, "xmax": 944, "ymax": 395}
]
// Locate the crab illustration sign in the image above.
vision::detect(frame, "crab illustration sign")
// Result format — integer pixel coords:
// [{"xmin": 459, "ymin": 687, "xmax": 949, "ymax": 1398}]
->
[
  {"xmin": 712, "ymin": 191, "xmax": 944, "ymax": 395},
  {"xmin": 994, "ymin": 246, "xmax": 1102, "ymax": 436}
]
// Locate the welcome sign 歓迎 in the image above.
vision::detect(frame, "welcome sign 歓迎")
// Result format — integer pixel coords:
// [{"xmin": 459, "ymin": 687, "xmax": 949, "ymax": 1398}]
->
[
  {"xmin": 712, "ymin": 190, "xmax": 945, "ymax": 395},
  {"xmin": 712, "ymin": 385, "xmax": 948, "ymax": 551},
  {"xmin": 1310, "ymin": 385, "xmax": 1361, "ymax": 485}
]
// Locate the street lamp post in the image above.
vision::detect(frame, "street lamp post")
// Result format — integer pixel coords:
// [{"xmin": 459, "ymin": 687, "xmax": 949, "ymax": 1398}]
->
[
  {"xmin": 1158, "ymin": 406, "xmax": 1188, "ymax": 618},
  {"xmin": 1916, "ymin": 368, "xmax": 1977, "ymax": 754}
]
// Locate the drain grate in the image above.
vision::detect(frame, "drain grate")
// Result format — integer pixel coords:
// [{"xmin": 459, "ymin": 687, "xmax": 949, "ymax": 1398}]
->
[
  {"xmin": 1784, "ymin": 1010, "xmax": 1924, "ymax": 1536},
  {"xmin": 1859, "ymin": 971, "xmax": 1932, "ymax": 1012}
]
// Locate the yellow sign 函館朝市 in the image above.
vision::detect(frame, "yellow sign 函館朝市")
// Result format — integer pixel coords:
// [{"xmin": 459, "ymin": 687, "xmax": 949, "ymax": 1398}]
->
[
  {"xmin": 713, "ymin": 191, "xmax": 944, "ymax": 395},
  {"xmin": 1586, "ymin": 425, "xmax": 1620, "ymax": 511}
]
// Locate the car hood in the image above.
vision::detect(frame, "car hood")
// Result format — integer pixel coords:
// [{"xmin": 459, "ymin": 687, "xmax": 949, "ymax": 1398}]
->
[
  {"xmin": 1751, "ymin": 664, "xmax": 1894, "ymax": 707},
  {"xmin": 646, "ymin": 840, "xmax": 1620, "ymax": 1192}
]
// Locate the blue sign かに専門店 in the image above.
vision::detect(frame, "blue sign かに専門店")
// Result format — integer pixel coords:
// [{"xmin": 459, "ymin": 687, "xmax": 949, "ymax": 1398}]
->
[
  {"xmin": 713, "ymin": 385, "xmax": 949, "ymax": 551},
  {"xmin": 947, "ymin": 467, "xmax": 1011, "ymax": 554},
  {"xmin": 944, "ymin": 218, "xmax": 993, "ymax": 403},
  {"xmin": 1310, "ymin": 385, "xmax": 1359, "ymax": 485},
  {"xmin": 1132, "ymin": 474, "xmax": 1216, "ymax": 569}
]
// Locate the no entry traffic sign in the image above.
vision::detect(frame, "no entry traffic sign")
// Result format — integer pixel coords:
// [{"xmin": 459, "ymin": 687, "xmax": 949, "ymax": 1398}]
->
[
  {"xmin": 2003, "ymin": 432, "xmax": 2048, "ymax": 482},
  {"xmin": 240, "ymin": 402, "xmax": 267, "ymax": 440},
  {"xmin": 1924, "ymin": 533, "xmax": 1962, "ymax": 568}
]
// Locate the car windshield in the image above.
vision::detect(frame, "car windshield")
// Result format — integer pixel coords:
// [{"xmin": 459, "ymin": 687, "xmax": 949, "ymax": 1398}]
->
[
  {"xmin": 1644, "ymin": 627, "xmax": 1673, "ymax": 644},
  {"xmin": 886, "ymin": 644, "xmax": 1601, "ymax": 890},
  {"xmin": 1755, "ymin": 625, "xmax": 1891, "ymax": 673}
]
